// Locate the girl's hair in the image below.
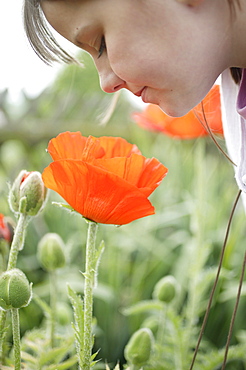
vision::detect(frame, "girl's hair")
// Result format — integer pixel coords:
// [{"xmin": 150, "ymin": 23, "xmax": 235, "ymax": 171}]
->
[
  {"xmin": 23, "ymin": 0, "xmax": 242, "ymax": 83},
  {"xmin": 23, "ymin": 0, "xmax": 77, "ymax": 65}
]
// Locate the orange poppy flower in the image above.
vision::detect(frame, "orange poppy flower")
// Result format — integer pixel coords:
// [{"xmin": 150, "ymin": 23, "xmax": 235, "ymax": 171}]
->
[
  {"xmin": 42, "ymin": 132, "xmax": 168, "ymax": 225},
  {"xmin": 132, "ymin": 85, "xmax": 223, "ymax": 139}
]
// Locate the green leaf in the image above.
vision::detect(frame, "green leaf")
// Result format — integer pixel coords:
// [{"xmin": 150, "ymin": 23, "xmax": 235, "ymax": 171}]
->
[
  {"xmin": 93, "ymin": 240, "xmax": 105, "ymax": 287},
  {"xmin": 67, "ymin": 283, "xmax": 85, "ymax": 367},
  {"xmin": 21, "ymin": 351, "xmax": 37, "ymax": 364},
  {"xmin": 122, "ymin": 300, "xmax": 164, "ymax": 316},
  {"xmin": 46, "ymin": 355, "xmax": 78, "ymax": 370},
  {"xmin": 52, "ymin": 202, "xmax": 76, "ymax": 213},
  {"xmin": 67, "ymin": 284, "xmax": 84, "ymax": 336},
  {"xmin": 39, "ymin": 340, "xmax": 74, "ymax": 366},
  {"xmin": 198, "ymin": 344, "xmax": 246, "ymax": 370}
]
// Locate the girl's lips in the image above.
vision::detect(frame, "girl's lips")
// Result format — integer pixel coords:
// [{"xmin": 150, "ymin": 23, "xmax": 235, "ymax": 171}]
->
[
  {"xmin": 134, "ymin": 87, "xmax": 146, "ymax": 97},
  {"xmin": 140, "ymin": 87, "xmax": 148, "ymax": 103}
]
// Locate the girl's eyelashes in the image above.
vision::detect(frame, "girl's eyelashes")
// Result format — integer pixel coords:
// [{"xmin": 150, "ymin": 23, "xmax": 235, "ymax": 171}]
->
[{"xmin": 98, "ymin": 36, "xmax": 106, "ymax": 58}]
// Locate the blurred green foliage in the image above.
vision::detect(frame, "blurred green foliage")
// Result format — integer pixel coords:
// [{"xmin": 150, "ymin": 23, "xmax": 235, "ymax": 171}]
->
[{"xmin": 0, "ymin": 52, "xmax": 245, "ymax": 369}]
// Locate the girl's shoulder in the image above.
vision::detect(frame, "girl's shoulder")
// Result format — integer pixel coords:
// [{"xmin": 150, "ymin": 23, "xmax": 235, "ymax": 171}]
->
[
  {"xmin": 220, "ymin": 68, "xmax": 241, "ymax": 164},
  {"xmin": 221, "ymin": 68, "xmax": 246, "ymax": 194}
]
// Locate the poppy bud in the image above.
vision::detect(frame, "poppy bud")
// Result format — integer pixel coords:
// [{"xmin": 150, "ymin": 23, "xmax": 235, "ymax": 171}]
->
[
  {"xmin": 0, "ymin": 268, "xmax": 32, "ymax": 311},
  {"xmin": 9, "ymin": 170, "xmax": 47, "ymax": 216},
  {"xmin": 37, "ymin": 233, "xmax": 66, "ymax": 271},
  {"xmin": 152, "ymin": 275, "xmax": 178, "ymax": 303},
  {"xmin": 141, "ymin": 316, "xmax": 159, "ymax": 337},
  {"xmin": 124, "ymin": 328, "xmax": 154, "ymax": 367}
]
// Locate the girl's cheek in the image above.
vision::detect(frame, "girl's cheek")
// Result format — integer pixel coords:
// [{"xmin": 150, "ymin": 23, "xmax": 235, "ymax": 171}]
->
[{"xmin": 109, "ymin": 53, "xmax": 151, "ymax": 85}]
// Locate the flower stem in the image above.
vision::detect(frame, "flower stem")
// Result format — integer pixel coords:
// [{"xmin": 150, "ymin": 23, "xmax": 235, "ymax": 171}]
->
[
  {"xmin": 50, "ymin": 270, "xmax": 57, "ymax": 348},
  {"xmin": 7, "ymin": 213, "xmax": 28, "ymax": 271},
  {"xmin": 0, "ymin": 310, "xmax": 7, "ymax": 365},
  {"xmin": 11, "ymin": 308, "xmax": 21, "ymax": 370},
  {"xmin": 189, "ymin": 189, "xmax": 242, "ymax": 370},
  {"xmin": 221, "ymin": 250, "xmax": 246, "ymax": 369},
  {"xmin": 0, "ymin": 213, "xmax": 28, "ymax": 364},
  {"xmin": 82, "ymin": 221, "xmax": 98, "ymax": 370}
]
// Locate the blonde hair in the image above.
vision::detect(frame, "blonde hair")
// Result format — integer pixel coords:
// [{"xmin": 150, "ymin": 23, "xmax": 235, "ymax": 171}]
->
[{"xmin": 23, "ymin": 0, "xmax": 77, "ymax": 65}]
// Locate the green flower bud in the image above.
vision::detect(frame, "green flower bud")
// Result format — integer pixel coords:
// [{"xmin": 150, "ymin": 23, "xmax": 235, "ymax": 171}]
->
[
  {"xmin": 9, "ymin": 170, "xmax": 47, "ymax": 216},
  {"xmin": 0, "ymin": 269, "xmax": 32, "ymax": 310},
  {"xmin": 37, "ymin": 233, "xmax": 66, "ymax": 271},
  {"xmin": 124, "ymin": 328, "xmax": 154, "ymax": 367},
  {"xmin": 141, "ymin": 316, "xmax": 159, "ymax": 337},
  {"xmin": 152, "ymin": 275, "xmax": 178, "ymax": 303}
]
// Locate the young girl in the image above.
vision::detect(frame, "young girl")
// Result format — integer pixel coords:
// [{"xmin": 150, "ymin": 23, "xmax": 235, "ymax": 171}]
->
[
  {"xmin": 23, "ymin": 1, "xmax": 245, "ymax": 367},
  {"xmin": 23, "ymin": 0, "xmax": 246, "ymax": 191}
]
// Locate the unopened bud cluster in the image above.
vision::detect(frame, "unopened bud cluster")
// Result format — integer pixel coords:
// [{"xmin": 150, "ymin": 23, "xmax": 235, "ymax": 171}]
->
[
  {"xmin": 0, "ymin": 268, "xmax": 32, "ymax": 310},
  {"xmin": 9, "ymin": 170, "xmax": 47, "ymax": 216}
]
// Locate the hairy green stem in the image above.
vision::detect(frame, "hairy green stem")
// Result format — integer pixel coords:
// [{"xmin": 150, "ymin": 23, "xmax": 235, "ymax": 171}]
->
[
  {"xmin": 82, "ymin": 221, "xmax": 98, "ymax": 370},
  {"xmin": 50, "ymin": 270, "xmax": 57, "ymax": 348},
  {"xmin": 0, "ymin": 213, "xmax": 28, "ymax": 364},
  {"xmin": 157, "ymin": 305, "xmax": 167, "ymax": 346},
  {"xmin": 11, "ymin": 308, "xmax": 21, "ymax": 370},
  {"xmin": 7, "ymin": 213, "xmax": 28, "ymax": 271},
  {"xmin": 0, "ymin": 310, "xmax": 7, "ymax": 365}
]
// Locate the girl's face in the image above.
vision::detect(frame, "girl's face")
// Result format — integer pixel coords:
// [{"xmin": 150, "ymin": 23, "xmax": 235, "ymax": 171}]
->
[{"xmin": 41, "ymin": 0, "xmax": 233, "ymax": 116}]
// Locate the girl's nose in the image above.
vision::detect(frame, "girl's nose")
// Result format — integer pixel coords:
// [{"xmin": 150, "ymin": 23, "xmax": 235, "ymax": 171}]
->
[{"xmin": 99, "ymin": 68, "xmax": 126, "ymax": 93}]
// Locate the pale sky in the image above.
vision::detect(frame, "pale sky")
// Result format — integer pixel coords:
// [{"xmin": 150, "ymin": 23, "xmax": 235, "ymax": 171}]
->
[{"xmin": 0, "ymin": 1, "xmax": 74, "ymax": 101}]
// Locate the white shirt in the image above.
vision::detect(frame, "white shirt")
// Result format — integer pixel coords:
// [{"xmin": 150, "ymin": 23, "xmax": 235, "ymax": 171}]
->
[{"xmin": 221, "ymin": 68, "xmax": 246, "ymax": 195}]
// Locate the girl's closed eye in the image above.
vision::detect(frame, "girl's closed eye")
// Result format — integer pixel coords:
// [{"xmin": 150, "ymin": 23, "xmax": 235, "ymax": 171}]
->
[{"xmin": 98, "ymin": 36, "xmax": 106, "ymax": 58}]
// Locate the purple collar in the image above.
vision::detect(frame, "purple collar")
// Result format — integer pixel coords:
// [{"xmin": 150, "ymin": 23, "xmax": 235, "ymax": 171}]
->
[{"xmin": 235, "ymin": 68, "xmax": 246, "ymax": 191}]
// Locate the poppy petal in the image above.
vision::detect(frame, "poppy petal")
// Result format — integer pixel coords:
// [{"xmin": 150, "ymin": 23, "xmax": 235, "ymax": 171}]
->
[
  {"xmin": 95, "ymin": 154, "xmax": 168, "ymax": 196},
  {"xmin": 98, "ymin": 136, "xmax": 142, "ymax": 158},
  {"xmin": 136, "ymin": 157, "xmax": 168, "ymax": 195},
  {"xmin": 94, "ymin": 155, "xmax": 146, "ymax": 184},
  {"xmin": 42, "ymin": 160, "xmax": 156, "ymax": 225},
  {"xmin": 163, "ymin": 111, "xmax": 207, "ymax": 139},
  {"xmin": 47, "ymin": 131, "xmax": 88, "ymax": 160},
  {"xmin": 47, "ymin": 131, "xmax": 105, "ymax": 160},
  {"xmin": 193, "ymin": 85, "xmax": 223, "ymax": 134}
]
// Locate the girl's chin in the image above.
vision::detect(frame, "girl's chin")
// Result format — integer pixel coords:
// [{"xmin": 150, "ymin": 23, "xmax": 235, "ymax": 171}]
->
[
  {"xmin": 158, "ymin": 102, "xmax": 192, "ymax": 118},
  {"xmin": 151, "ymin": 91, "xmax": 196, "ymax": 117}
]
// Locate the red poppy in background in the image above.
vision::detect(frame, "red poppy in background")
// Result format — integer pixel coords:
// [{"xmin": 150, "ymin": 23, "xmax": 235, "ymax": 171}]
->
[
  {"xmin": 132, "ymin": 85, "xmax": 223, "ymax": 139},
  {"xmin": 0, "ymin": 214, "xmax": 14, "ymax": 244},
  {"xmin": 42, "ymin": 132, "xmax": 168, "ymax": 225}
]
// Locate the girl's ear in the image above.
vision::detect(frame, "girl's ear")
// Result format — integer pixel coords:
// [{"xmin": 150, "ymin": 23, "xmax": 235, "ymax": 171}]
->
[{"xmin": 176, "ymin": 0, "xmax": 204, "ymax": 6}]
